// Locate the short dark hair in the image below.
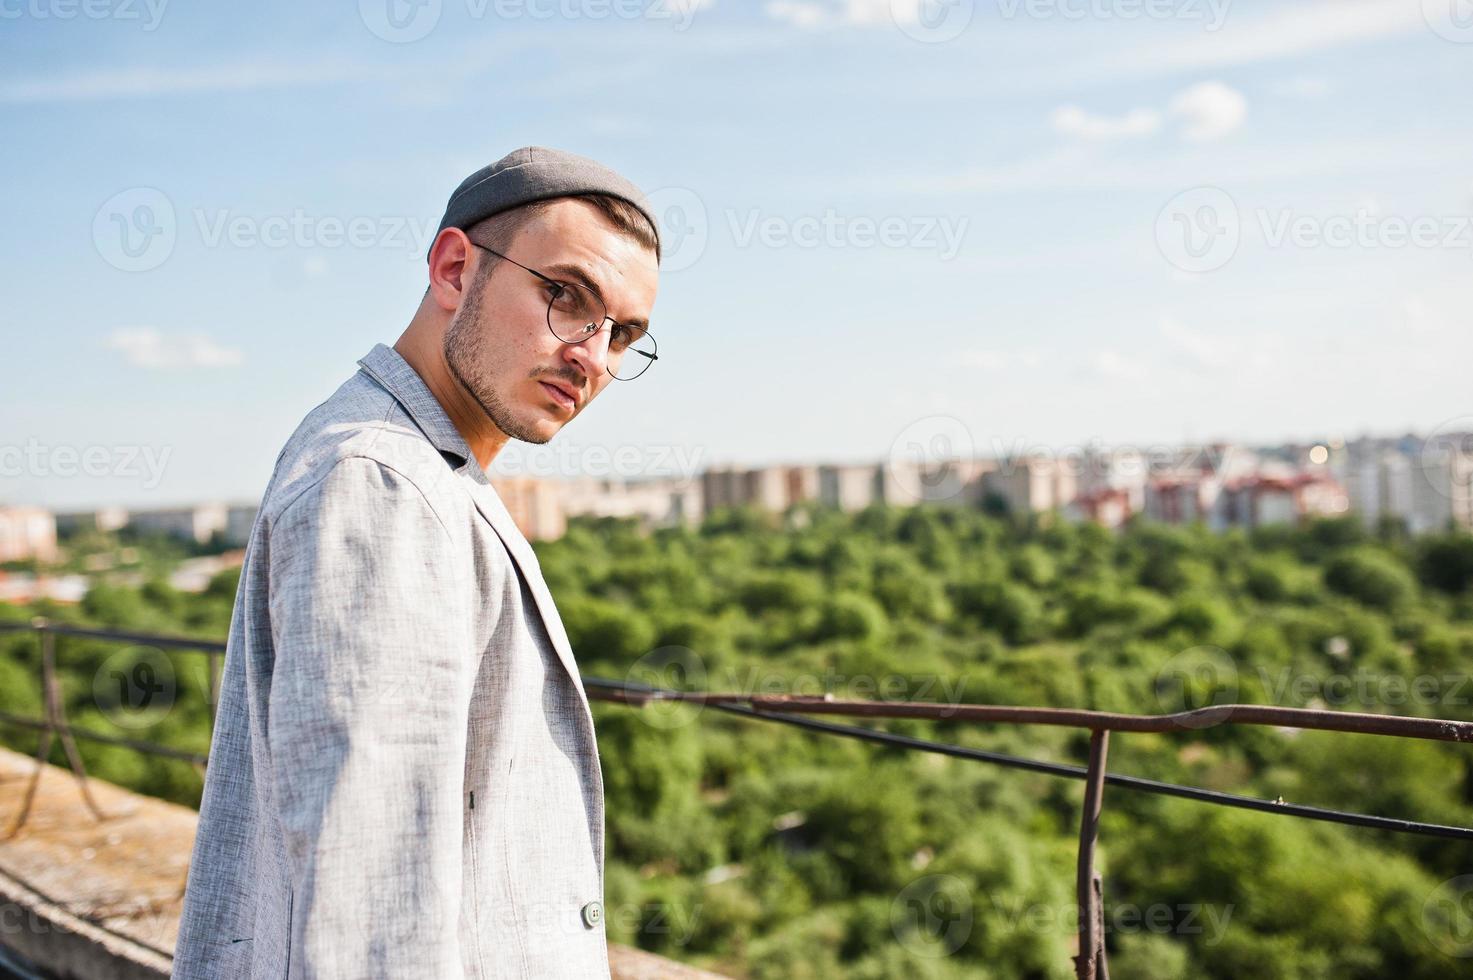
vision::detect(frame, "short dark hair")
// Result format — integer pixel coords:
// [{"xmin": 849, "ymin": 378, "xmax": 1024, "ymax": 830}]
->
[{"xmin": 465, "ymin": 193, "xmax": 661, "ymax": 265}]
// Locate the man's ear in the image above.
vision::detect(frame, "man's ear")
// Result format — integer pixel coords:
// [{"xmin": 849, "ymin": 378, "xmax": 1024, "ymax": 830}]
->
[{"xmin": 427, "ymin": 229, "xmax": 472, "ymax": 314}]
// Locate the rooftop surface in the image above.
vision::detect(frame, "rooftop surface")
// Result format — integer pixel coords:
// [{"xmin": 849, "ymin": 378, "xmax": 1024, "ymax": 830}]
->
[{"xmin": 0, "ymin": 747, "xmax": 727, "ymax": 979}]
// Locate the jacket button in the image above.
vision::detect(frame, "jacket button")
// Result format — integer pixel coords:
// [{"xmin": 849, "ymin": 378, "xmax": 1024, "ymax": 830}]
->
[{"xmin": 580, "ymin": 901, "xmax": 603, "ymax": 929}]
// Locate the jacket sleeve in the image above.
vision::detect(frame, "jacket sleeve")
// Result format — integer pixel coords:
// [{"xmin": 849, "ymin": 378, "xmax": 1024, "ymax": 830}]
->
[{"xmin": 266, "ymin": 455, "xmax": 474, "ymax": 978}]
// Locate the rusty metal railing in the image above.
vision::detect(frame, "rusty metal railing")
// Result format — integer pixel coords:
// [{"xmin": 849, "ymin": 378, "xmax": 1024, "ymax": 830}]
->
[
  {"xmin": 592, "ymin": 686, "xmax": 1473, "ymax": 979},
  {"xmin": 0, "ymin": 619, "xmax": 220, "ymax": 834},
  {"xmin": 3, "ymin": 619, "xmax": 1472, "ymax": 979}
]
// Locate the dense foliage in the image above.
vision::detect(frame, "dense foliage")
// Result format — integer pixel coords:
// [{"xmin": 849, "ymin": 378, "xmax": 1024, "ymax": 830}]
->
[{"xmin": 4, "ymin": 506, "xmax": 1472, "ymax": 978}]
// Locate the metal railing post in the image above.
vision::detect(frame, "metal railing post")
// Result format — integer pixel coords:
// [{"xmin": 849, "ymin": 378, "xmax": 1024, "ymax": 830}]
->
[
  {"xmin": 1074, "ymin": 729, "xmax": 1110, "ymax": 980},
  {"xmin": 5, "ymin": 620, "xmax": 109, "ymax": 837}
]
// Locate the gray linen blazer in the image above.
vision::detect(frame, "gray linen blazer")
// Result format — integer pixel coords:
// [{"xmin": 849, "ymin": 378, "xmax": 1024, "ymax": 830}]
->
[{"xmin": 172, "ymin": 343, "xmax": 610, "ymax": 979}]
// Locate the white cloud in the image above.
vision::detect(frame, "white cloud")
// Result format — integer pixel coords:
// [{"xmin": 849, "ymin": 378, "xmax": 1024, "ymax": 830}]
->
[
  {"xmin": 1051, "ymin": 82, "xmax": 1244, "ymax": 145},
  {"xmin": 1087, "ymin": 0, "xmax": 1422, "ymax": 79},
  {"xmin": 105, "ymin": 329, "xmax": 244, "ymax": 370},
  {"xmin": 764, "ymin": 0, "xmax": 833, "ymax": 28},
  {"xmin": 873, "ymin": 0, "xmax": 928, "ymax": 25},
  {"xmin": 1168, "ymin": 81, "xmax": 1247, "ymax": 142},
  {"xmin": 764, "ymin": 0, "xmax": 906, "ymax": 29},
  {"xmin": 1051, "ymin": 105, "xmax": 1161, "ymax": 141},
  {"xmin": 960, "ymin": 348, "xmax": 1044, "ymax": 371},
  {"xmin": 1274, "ymin": 76, "xmax": 1334, "ymax": 100},
  {"xmin": 1091, "ymin": 350, "xmax": 1149, "ymax": 382}
]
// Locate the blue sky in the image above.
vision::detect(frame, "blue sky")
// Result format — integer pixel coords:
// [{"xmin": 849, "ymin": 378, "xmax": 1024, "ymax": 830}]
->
[{"xmin": 3, "ymin": 0, "xmax": 1471, "ymax": 508}]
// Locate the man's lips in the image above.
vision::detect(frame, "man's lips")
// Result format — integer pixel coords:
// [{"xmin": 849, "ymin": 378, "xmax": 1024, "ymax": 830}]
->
[{"xmin": 540, "ymin": 380, "xmax": 577, "ymax": 411}]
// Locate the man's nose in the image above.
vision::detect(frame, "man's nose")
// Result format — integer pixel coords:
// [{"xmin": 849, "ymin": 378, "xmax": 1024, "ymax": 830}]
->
[{"xmin": 561, "ymin": 322, "xmax": 613, "ymax": 379}]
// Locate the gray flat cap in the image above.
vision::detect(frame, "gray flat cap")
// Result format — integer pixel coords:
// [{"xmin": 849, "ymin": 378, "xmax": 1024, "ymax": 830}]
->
[{"xmin": 428, "ymin": 145, "xmax": 659, "ymax": 260}]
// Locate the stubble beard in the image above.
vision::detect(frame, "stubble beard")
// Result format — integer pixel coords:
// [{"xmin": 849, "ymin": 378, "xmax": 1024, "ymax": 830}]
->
[{"xmin": 442, "ymin": 269, "xmax": 552, "ymax": 446}]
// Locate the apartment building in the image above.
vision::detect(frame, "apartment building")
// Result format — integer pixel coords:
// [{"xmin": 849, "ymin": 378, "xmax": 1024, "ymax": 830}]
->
[{"xmin": 0, "ymin": 506, "xmax": 58, "ymax": 564}]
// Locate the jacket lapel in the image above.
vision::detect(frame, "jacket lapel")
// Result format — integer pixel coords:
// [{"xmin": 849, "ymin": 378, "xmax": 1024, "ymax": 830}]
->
[
  {"xmin": 467, "ymin": 481, "xmax": 596, "ymax": 730},
  {"xmin": 353, "ymin": 343, "xmax": 597, "ymax": 732}
]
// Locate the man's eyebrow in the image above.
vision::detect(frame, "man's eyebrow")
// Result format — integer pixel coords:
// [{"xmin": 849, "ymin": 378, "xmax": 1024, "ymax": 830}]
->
[{"xmin": 543, "ymin": 262, "xmax": 649, "ymax": 331}]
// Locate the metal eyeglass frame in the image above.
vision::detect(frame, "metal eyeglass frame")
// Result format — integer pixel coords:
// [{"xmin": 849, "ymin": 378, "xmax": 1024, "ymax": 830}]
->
[{"xmin": 465, "ymin": 240, "xmax": 658, "ymax": 381}]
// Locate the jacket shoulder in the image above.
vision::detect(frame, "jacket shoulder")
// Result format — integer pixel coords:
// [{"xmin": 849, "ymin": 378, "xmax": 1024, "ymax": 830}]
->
[{"xmin": 260, "ymin": 370, "xmax": 462, "ymax": 526}]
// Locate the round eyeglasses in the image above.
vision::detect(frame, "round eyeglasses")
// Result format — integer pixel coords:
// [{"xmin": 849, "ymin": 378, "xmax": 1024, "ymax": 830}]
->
[{"xmin": 468, "ymin": 241, "xmax": 658, "ymax": 381}]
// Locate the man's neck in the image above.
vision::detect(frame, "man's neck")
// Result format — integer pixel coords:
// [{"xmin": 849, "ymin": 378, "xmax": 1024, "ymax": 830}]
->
[{"xmin": 392, "ymin": 330, "xmax": 509, "ymax": 471}]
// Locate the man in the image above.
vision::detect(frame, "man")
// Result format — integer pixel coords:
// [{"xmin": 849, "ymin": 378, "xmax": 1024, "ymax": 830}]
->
[{"xmin": 172, "ymin": 146, "xmax": 662, "ymax": 979}]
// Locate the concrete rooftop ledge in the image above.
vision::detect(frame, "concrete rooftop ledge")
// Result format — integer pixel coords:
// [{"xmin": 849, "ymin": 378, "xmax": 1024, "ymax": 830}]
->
[{"xmin": 0, "ymin": 747, "xmax": 727, "ymax": 979}]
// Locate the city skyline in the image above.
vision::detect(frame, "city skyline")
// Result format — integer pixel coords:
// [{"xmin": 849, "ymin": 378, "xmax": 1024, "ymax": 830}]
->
[
  {"xmin": 0, "ymin": 421, "xmax": 1466, "ymax": 511},
  {"xmin": 7, "ymin": 424, "xmax": 1466, "ymax": 529}
]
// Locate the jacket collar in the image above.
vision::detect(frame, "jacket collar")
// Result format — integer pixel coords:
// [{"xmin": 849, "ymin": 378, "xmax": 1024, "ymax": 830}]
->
[{"xmin": 356, "ymin": 342, "xmax": 478, "ymax": 474}]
